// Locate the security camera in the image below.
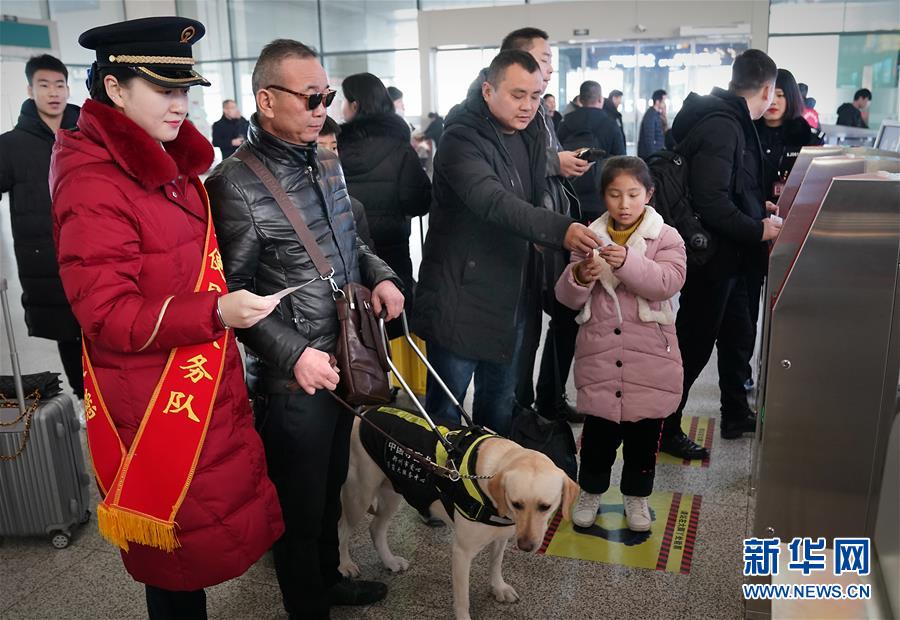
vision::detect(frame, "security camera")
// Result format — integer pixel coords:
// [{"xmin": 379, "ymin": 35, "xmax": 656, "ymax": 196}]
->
[{"xmin": 636, "ymin": 24, "xmax": 647, "ymax": 33}]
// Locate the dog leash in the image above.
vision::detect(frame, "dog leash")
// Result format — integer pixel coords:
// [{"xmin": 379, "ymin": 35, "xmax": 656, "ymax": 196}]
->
[{"xmin": 326, "ymin": 391, "xmax": 494, "ymax": 483}]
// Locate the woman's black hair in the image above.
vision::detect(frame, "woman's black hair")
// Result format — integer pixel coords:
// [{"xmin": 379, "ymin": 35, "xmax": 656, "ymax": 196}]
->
[
  {"xmin": 775, "ymin": 68, "xmax": 805, "ymax": 121},
  {"xmin": 340, "ymin": 72, "xmax": 394, "ymax": 118},
  {"xmin": 88, "ymin": 64, "xmax": 138, "ymax": 107},
  {"xmin": 600, "ymin": 156, "xmax": 654, "ymax": 194}
]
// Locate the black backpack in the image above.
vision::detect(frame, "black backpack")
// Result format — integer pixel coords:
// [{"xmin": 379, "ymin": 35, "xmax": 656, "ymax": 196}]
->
[{"xmin": 647, "ymin": 112, "xmax": 744, "ymax": 268}]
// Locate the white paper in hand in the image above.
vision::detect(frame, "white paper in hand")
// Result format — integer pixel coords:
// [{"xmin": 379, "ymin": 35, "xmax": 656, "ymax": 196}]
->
[{"xmin": 267, "ymin": 285, "xmax": 301, "ymax": 302}]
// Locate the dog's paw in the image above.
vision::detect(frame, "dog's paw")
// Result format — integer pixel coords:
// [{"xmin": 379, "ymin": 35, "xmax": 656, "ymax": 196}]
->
[
  {"xmin": 492, "ymin": 582, "xmax": 520, "ymax": 603},
  {"xmin": 382, "ymin": 554, "xmax": 410, "ymax": 573},
  {"xmin": 338, "ymin": 560, "xmax": 361, "ymax": 578}
]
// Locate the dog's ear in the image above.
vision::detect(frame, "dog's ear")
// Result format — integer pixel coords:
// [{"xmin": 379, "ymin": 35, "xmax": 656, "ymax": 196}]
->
[
  {"xmin": 561, "ymin": 476, "xmax": 579, "ymax": 522},
  {"xmin": 487, "ymin": 471, "xmax": 508, "ymax": 518}
]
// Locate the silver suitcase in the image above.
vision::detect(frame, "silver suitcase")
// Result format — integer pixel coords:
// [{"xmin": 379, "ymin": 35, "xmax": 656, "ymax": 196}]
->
[{"xmin": 0, "ymin": 278, "xmax": 91, "ymax": 548}]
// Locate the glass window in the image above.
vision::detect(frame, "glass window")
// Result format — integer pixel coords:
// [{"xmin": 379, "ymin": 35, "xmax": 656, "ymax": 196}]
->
[
  {"xmin": 229, "ymin": 0, "xmax": 319, "ymax": 59},
  {"xmin": 66, "ymin": 65, "xmax": 90, "ymax": 109},
  {"xmin": 49, "ymin": 0, "xmax": 125, "ymax": 66},
  {"xmin": 690, "ymin": 40, "xmax": 749, "ymax": 99},
  {"xmin": 434, "ymin": 47, "xmax": 498, "ymax": 115},
  {"xmin": 3, "ymin": 1, "xmax": 49, "ymax": 19},
  {"xmin": 235, "ymin": 59, "xmax": 256, "ymax": 122},
  {"xmin": 191, "ymin": 61, "xmax": 237, "ymax": 136},
  {"xmin": 420, "ymin": 0, "xmax": 522, "ymax": 9},
  {"xmin": 635, "ymin": 41, "xmax": 690, "ymax": 132},
  {"xmin": 835, "ymin": 33, "xmax": 899, "ymax": 129},
  {"xmin": 321, "ymin": 1, "xmax": 418, "ymax": 54},
  {"xmin": 175, "ymin": 0, "xmax": 231, "ymax": 62},
  {"xmin": 325, "ymin": 50, "xmax": 421, "ymax": 121}
]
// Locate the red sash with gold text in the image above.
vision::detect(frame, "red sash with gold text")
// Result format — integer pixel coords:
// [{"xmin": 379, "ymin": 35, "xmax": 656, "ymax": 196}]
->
[{"xmin": 81, "ymin": 180, "xmax": 228, "ymax": 552}]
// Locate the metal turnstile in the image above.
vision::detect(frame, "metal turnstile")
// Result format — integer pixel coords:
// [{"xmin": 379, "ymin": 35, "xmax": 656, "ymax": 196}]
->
[{"xmin": 748, "ymin": 149, "xmax": 900, "ymax": 618}]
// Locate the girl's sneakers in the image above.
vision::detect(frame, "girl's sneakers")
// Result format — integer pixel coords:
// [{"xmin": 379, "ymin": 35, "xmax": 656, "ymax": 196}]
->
[
  {"xmin": 571, "ymin": 491, "xmax": 603, "ymax": 527},
  {"xmin": 623, "ymin": 495, "xmax": 651, "ymax": 531}
]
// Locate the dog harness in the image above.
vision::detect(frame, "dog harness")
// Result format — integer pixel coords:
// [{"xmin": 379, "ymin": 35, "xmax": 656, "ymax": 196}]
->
[{"xmin": 359, "ymin": 406, "xmax": 514, "ymax": 527}]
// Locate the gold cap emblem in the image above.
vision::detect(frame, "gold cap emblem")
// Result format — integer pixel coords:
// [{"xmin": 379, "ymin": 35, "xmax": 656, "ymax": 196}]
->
[{"xmin": 180, "ymin": 26, "xmax": 195, "ymax": 43}]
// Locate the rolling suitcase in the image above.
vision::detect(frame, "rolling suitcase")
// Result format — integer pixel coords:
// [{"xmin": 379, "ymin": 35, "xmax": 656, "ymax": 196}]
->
[{"xmin": 0, "ymin": 277, "xmax": 91, "ymax": 548}]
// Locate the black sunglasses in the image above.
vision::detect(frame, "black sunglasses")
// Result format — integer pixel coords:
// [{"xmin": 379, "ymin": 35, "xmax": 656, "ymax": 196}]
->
[{"xmin": 266, "ymin": 85, "xmax": 336, "ymax": 110}]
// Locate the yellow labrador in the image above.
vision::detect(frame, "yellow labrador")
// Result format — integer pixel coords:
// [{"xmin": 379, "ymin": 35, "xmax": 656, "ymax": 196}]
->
[{"xmin": 338, "ymin": 417, "xmax": 578, "ymax": 620}]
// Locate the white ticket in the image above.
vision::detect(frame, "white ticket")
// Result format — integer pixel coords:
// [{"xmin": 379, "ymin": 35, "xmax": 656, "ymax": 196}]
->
[{"xmin": 267, "ymin": 285, "xmax": 301, "ymax": 302}]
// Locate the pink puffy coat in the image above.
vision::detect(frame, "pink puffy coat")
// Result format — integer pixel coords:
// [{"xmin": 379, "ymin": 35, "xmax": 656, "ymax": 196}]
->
[{"xmin": 555, "ymin": 206, "xmax": 686, "ymax": 424}]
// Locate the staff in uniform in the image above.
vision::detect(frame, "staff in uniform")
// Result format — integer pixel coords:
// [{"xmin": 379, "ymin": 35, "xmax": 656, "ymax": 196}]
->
[{"xmin": 50, "ymin": 17, "xmax": 284, "ymax": 618}]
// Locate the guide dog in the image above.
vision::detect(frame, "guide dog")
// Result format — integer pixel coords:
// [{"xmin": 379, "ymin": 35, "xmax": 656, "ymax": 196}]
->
[{"xmin": 338, "ymin": 410, "xmax": 578, "ymax": 620}]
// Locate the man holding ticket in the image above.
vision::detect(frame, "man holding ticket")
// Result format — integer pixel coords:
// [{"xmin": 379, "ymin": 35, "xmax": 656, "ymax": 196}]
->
[{"xmin": 206, "ymin": 40, "xmax": 403, "ymax": 618}]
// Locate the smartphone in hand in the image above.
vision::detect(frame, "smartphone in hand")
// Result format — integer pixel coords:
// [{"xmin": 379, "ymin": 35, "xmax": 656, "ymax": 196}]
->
[{"xmin": 574, "ymin": 147, "xmax": 607, "ymax": 162}]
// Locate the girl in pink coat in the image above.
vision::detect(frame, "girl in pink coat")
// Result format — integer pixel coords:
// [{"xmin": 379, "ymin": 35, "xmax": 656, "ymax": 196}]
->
[{"xmin": 555, "ymin": 156, "xmax": 686, "ymax": 532}]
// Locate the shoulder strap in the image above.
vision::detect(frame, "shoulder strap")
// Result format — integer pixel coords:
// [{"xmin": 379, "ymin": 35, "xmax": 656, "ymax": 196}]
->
[{"xmin": 233, "ymin": 147, "xmax": 333, "ymax": 279}]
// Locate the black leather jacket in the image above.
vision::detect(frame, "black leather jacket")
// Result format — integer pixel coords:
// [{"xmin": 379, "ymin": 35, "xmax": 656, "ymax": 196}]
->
[{"xmin": 206, "ymin": 116, "xmax": 399, "ymax": 389}]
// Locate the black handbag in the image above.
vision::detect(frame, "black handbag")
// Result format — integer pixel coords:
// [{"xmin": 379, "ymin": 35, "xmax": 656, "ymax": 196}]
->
[
  {"xmin": 509, "ymin": 404, "xmax": 578, "ymax": 480},
  {"xmin": 0, "ymin": 371, "xmax": 62, "ymax": 403}
]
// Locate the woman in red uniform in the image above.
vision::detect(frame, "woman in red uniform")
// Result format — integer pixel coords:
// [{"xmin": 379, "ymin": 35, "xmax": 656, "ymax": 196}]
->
[{"xmin": 50, "ymin": 17, "xmax": 284, "ymax": 618}]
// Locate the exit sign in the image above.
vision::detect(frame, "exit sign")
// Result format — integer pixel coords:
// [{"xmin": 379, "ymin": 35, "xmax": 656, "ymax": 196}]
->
[{"xmin": 573, "ymin": 28, "xmax": 590, "ymax": 36}]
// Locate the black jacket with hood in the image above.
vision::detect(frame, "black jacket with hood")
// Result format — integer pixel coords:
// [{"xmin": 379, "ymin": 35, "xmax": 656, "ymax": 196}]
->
[
  {"xmin": 464, "ymin": 68, "xmax": 579, "ymax": 314},
  {"xmin": 206, "ymin": 116, "xmax": 400, "ymax": 390},
  {"xmin": 671, "ymin": 87, "xmax": 767, "ymax": 279},
  {"xmin": 603, "ymin": 98, "xmax": 626, "ymax": 144},
  {"xmin": 337, "ymin": 111, "xmax": 431, "ymax": 295},
  {"xmin": 557, "ymin": 106, "xmax": 627, "ymax": 217},
  {"xmin": 0, "ymin": 99, "xmax": 81, "ymax": 340},
  {"xmin": 413, "ymin": 82, "xmax": 574, "ymax": 363},
  {"xmin": 836, "ymin": 102, "xmax": 867, "ymax": 128}
]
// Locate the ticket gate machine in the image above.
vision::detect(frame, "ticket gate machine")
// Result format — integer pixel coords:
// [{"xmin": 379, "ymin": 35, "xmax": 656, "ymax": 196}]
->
[{"xmin": 747, "ymin": 148, "xmax": 900, "ymax": 619}]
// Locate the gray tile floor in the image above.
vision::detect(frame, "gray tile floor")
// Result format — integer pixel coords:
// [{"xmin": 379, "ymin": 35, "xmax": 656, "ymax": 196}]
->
[{"xmin": 0, "ymin": 199, "xmax": 754, "ymax": 619}]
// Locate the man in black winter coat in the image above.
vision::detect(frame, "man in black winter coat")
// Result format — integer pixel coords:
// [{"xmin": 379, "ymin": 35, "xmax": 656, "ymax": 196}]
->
[
  {"xmin": 493, "ymin": 27, "xmax": 589, "ymax": 424},
  {"xmin": 0, "ymin": 55, "xmax": 82, "ymax": 399},
  {"xmin": 206, "ymin": 40, "xmax": 402, "ymax": 618},
  {"xmin": 660, "ymin": 49, "xmax": 784, "ymax": 460},
  {"xmin": 211, "ymin": 99, "xmax": 249, "ymax": 158},
  {"xmin": 836, "ymin": 88, "xmax": 871, "ymax": 129},
  {"xmin": 638, "ymin": 89, "xmax": 668, "ymax": 160},
  {"xmin": 558, "ymin": 80, "xmax": 627, "ymax": 221},
  {"xmin": 413, "ymin": 50, "xmax": 601, "ymax": 436}
]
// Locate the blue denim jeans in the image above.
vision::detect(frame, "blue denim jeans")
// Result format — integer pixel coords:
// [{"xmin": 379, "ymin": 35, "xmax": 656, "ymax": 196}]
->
[{"xmin": 423, "ymin": 322, "xmax": 525, "ymax": 437}]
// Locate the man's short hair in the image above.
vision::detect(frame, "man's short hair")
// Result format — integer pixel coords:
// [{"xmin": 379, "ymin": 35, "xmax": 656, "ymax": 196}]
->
[
  {"xmin": 251, "ymin": 39, "xmax": 318, "ymax": 94},
  {"xmin": 386, "ymin": 86, "xmax": 403, "ymax": 102},
  {"xmin": 579, "ymin": 80, "xmax": 602, "ymax": 105},
  {"xmin": 222, "ymin": 99, "xmax": 236, "ymax": 106},
  {"xmin": 500, "ymin": 27, "xmax": 549, "ymax": 52},
  {"xmin": 542, "ymin": 93, "xmax": 556, "ymax": 100},
  {"xmin": 609, "ymin": 89, "xmax": 623, "ymax": 99},
  {"xmin": 854, "ymin": 88, "xmax": 872, "ymax": 101},
  {"xmin": 486, "ymin": 50, "xmax": 541, "ymax": 88},
  {"xmin": 652, "ymin": 89, "xmax": 667, "ymax": 103},
  {"xmin": 321, "ymin": 116, "xmax": 341, "ymax": 137},
  {"xmin": 729, "ymin": 49, "xmax": 777, "ymax": 94},
  {"xmin": 25, "ymin": 54, "xmax": 67, "ymax": 85}
]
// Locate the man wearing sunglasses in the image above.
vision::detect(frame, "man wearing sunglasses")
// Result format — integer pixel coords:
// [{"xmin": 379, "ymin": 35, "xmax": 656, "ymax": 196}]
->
[{"xmin": 206, "ymin": 39, "xmax": 403, "ymax": 619}]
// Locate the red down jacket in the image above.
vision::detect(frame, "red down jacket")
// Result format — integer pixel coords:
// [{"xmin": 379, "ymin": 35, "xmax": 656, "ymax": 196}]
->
[{"xmin": 50, "ymin": 98, "xmax": 283, "ymax": 590}]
